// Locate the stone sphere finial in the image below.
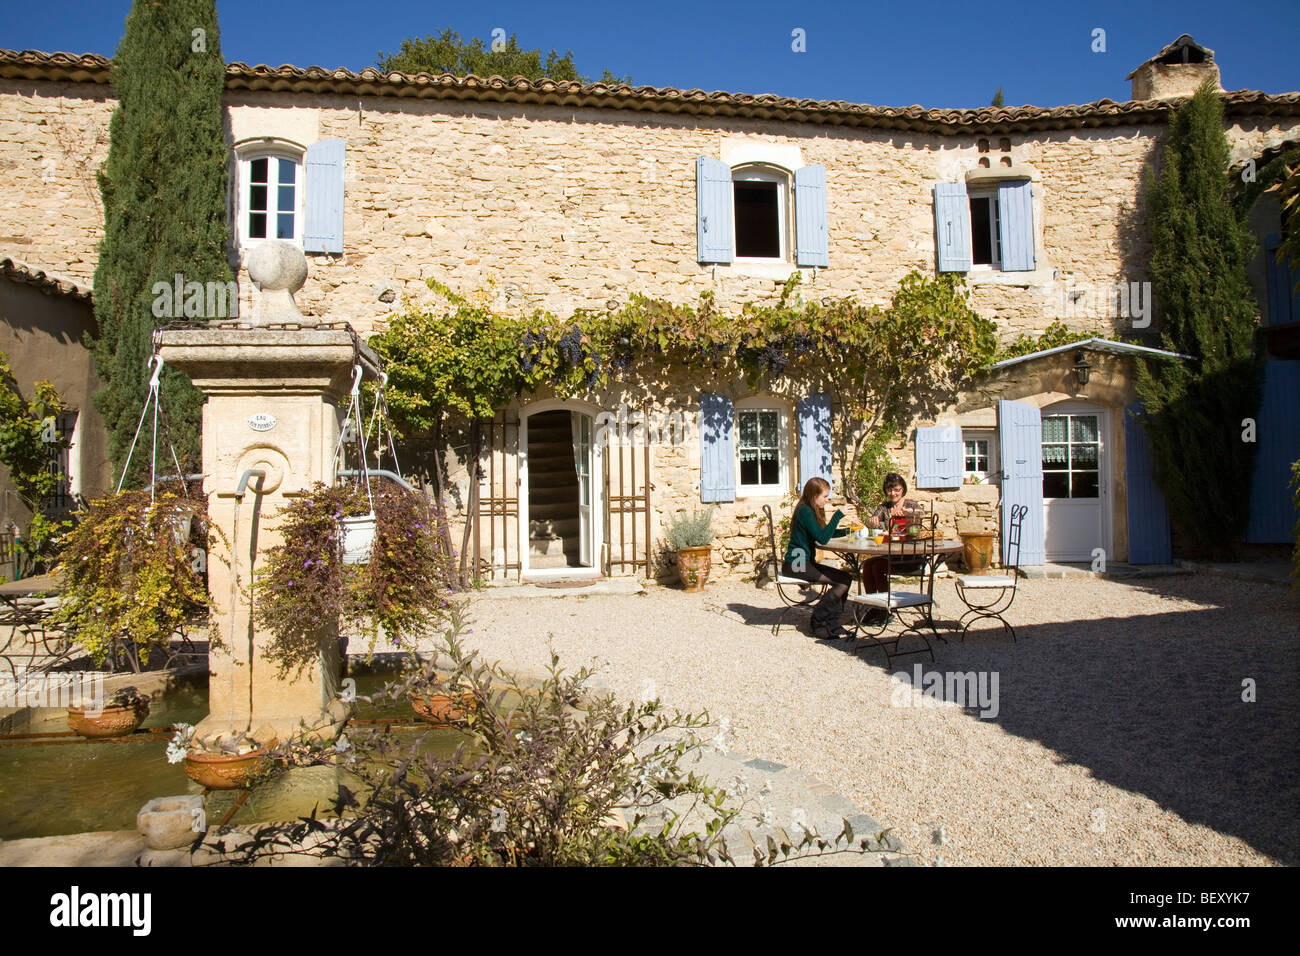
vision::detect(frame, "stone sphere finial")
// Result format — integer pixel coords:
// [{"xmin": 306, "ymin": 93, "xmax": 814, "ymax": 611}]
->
[{"xmin": 244, "ymin": 240, "xmax": 310, "ymax": 326}]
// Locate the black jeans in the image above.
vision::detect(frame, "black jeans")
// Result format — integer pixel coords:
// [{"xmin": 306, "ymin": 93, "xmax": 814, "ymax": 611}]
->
[{"xmin": 782, "ymin": 559, "xmax": 853, "ymax": 631}]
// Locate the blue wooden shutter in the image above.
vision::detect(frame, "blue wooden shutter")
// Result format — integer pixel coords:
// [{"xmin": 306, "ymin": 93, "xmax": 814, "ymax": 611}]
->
[
  {"xmin": 797, "ymin": 393, "xmax": 832, "ymax": 493},
  {"xmin": 1245, "ymin": 359, "xmax": 1300, "ymax": 543},
  {"xmin": 696, "ymin": 158, "xmax": 734, "ymax": 264},
  {"xmin": 914, "ymin": 425, "xmax": 963, "ymax": 489},
  {"xmin": 933, "ymin": 183, "xmax": 971, "ymax": 272},
  {"xmin": 998, "ymin": 400, "xmax": 1044, "ymax": 565},
  {"xmin": 997, "ymin": 179, "xmax": 1035, "ymax": 271},
  {"xmin": 1264, "ymin": 233, "xmax": 1300, "ymax": 327},
  {"xmin": 1124, "ymin": 403, "xmax": 1171, "ymax": 564},
  {"xmin": 794, "ymin": 165, "xmax": 829, "ymax": 267},
  {"xmin": 303, "ymin": 139, "xmax": 345, "ymax": 254},
  {"xmin": 698, "ymin": 393, "xmax": 736, "ymax": 502}
]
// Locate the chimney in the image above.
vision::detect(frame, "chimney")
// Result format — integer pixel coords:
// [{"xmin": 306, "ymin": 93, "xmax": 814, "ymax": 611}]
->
[{"xmin": 1126, "ymin": 35, "xmax": 1222, "ymax": 101}]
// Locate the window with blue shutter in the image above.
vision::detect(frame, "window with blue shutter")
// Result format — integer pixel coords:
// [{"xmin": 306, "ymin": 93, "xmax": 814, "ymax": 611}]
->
[
  {"xmin": 797, "ymin": 393, "xmax": 832, "ymax": 492},
  {"xmin": 998, "ymin": 400, "xmax": 1045, "ymax": 565},
  {"xmin": 698, "ymin": 393, "xmax": 736, "ymax": 502},
  {"xmin": 914, "ymin": 425, "xmax": 963, "ymax": 489},
  {"xmin": 303, "ymin": 139, "xmax": 346, "ymax": 254},
  {"xmin": 934, "ymin": 183, "xmax": 972, "ymax": 272},
  {"xmin": 696, "ymin": 158, "xmax": 734, "ymax": 264},
  {"xmin": 997, "ymin": 179, "xmax": 1035, "ymax": 271},
  {"xmin": 794, "ymin": 165, "xmax": 829, "ymax": 267}
]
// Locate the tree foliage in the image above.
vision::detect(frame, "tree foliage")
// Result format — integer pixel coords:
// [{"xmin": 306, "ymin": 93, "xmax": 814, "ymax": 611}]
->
[
  {"xmin": 91, "ymin": 0, "xmax": 232, "ymax": 486},
  {"xmin": 1135, "ymin": 80, "xmax": 1263, "ymax": 557},
  {"xmin": 376, "ymin": 28, "xmax": 629, "ymax": 84}
]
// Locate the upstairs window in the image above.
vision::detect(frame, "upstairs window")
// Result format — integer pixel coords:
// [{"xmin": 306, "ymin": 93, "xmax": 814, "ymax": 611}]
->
[
  {"xmin": 969, "ymin": 191, "xmax": 1001, "ymax": 268},
  {"xmin": 696, "ymin": 158, "xmax": 828, "ymax": 267},
  {"xmin": 237, "ymin": 147, "xmax": 303, "ymax": 247},
  {"xmin": 934, "ymin": 177, "xmax": 1036, "ymax": 273},
  {"xmin": 732, "ymin": 166, "xmax": 788, "ymax": 260}
]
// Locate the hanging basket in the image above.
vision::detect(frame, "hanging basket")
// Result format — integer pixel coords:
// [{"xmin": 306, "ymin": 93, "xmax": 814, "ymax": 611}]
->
[{"xmin": 340, "ymin": 512, "xmax": 377, "ymax": 565}]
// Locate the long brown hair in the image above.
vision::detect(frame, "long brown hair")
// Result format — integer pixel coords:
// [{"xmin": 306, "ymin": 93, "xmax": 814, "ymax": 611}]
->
[{"xmin": 798, "ymin": 476, "xmax": 831, "ymax": 527}]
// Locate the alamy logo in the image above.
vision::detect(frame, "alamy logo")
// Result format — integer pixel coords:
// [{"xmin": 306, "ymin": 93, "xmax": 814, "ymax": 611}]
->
[
  {"xmin": 594, "ymin": 402, "xmax": 691, "ymax": 448},
  {"xmin": 890, "ymin": 664, "xmax": 1000, "ymax": 719},
  {"xmin": 49, "ymin": 886, "xmax": 151, "ymax": 936},
  {"xmin": 151, "ymin": 274, "xmax": 239, "ymax": 319},
  {"xmin": 1, "ymin": 671, "xmax": 106, "ymax": 714},
  {"xmin": 1056, "ymin": 279, "xmax": 1152, "ymax": 328}
]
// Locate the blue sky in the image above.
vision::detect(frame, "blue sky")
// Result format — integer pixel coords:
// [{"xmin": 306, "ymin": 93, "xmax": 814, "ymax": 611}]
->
[{"xmin": 6, "ymin": 0, "xmax": 1299, "ymax": 108}]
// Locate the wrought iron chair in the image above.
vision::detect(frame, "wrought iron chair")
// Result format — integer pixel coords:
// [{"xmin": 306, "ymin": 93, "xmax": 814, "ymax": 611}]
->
[
  {"xmin": 846, "ymin": 513, "xmax": 940, "ymax": 664},
  {"xmin": 954, "ymin": 503, "xmax": 1026, "ymax": 642},
  {"xmin": 762, "ymin": 504, "xmax": 827, "ymax": 637}
]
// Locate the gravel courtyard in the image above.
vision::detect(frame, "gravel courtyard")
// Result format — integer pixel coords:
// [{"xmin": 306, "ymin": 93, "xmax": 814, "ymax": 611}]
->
[{"xmin": 459, "ymin": 572, "xmax": 1299, "ymax": 866}]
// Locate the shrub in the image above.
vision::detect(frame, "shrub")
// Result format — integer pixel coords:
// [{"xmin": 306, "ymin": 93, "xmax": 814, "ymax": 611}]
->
[{"xmin": 664, "ymin": 507, "xmax": 715, "ymax": 549}]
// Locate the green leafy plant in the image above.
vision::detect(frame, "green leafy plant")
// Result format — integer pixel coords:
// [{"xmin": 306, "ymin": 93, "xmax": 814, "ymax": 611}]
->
[
  {"xmin": 50, "ymin": 485, "xmax": 209, "ymax": 670},
  {"xmin": 253, "ymin": 482, "xmax": 456, "ymax": 677},
  {"xmin": 852, "ymin": 424, "xmax": 899, "ymax": 510},
  {"xmin": 664, "ymin": 507, "xmax": 715, "ymax": 550},
  {"xmin": 0, "ymin": 351, "xmax": 71, "ymax": 575}
]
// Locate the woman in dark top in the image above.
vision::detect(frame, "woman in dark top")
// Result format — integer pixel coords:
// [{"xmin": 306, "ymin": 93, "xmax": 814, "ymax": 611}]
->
[
  {"xmin": 862, "ymin": 472, "xmax": 926, "ymax": 595},
  {"xmin": 782, "ymin": 476, "xmax": 855, "ymax": 640}
]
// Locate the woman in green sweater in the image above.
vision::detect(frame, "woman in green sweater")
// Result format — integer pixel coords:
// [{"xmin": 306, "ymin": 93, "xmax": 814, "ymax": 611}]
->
[{"xmin": 782, "ymin": 477, "xmax": 855, "ymax": 639}]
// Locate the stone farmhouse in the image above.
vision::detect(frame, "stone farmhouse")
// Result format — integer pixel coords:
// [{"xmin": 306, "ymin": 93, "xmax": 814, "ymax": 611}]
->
[{"xmin": 1, "ymin": 34, "xmax": 1297, "ymax": 584}]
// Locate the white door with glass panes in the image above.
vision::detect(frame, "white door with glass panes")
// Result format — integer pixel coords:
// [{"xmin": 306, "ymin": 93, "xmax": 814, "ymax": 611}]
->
[
  {"xmin": 1041, "ymin": 404, "xmax": 1108, "ymax": 562},
  {"xmin": 572, "ymin": 413, "xmax": 593, "ymax": 566}
]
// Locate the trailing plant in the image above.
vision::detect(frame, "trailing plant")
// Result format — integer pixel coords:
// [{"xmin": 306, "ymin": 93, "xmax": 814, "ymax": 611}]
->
[
  {"xmin": 49, "ymin": 484, "xmax": 209, "ymax": 670},
  {"xmin": 209, "ymin": 611, "xmax": 895, "ymax": 866},
  {"xmin": 372, "ymin": 270, "xmax": 998, "ymax": 513},
  {"xmin": 1135, "ymin": 80, "xmax": 1263, "ymax": 558},
  {"xmin": 664, "ymin": 507, "xmax": 715, "ymax": 549},
  {"xmin": 253, "ymin": 482, "xmax": 456, "ymax": 677}
]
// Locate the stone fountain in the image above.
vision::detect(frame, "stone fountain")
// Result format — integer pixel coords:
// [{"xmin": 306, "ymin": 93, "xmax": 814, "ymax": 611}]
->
[{"xmin": 157, "ymin": 242, "xmax": 377, "ymax": 748}]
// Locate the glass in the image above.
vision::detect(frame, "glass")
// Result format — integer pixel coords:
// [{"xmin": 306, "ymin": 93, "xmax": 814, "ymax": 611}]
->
[
  {"xmin": 759, "ymin": 450, "xmax": 779, "ymax": 484},
  {"xmin": 1042, "ymin": 416, "xmax": 1068, "ymax": 443},
  {"xmin": 759, "ymin": 411, "xmax": 777, "ymax": 447},
  {"xmin": 739, "ymin": 413, "xmax": 758, "ymax": 446},
  {"xmin": 278, "ymin": 184, "xmax": 295, "ymax": 212},
  {"xmin": 277, "ymin": 213, "xmax": 294, "ymax": 239},
  {"xmin": 248, "ymin": 212, "xmax": 266, "ymax": 239},
  {"xmin": 1042, "ymin": 444, "xmax": 1068, "ymax": 466},
  {"xmin": 1072, "ymin": 471, "xmax": 1099, "ymax": 498},
  {"xmin": 1073, "ymin": 443, "xmax": 1099, "ymax": 467},
  {"xmin": 740, "ymin": 456, "xmax": 758, "ymax": 485},
  {"xmin": 250, "ymin": 157, "xmax": 268, "ymax": 183},
  {"xmin": 278, "ymin": 157, "xmax": 296, "ymax": 183},
  {"xmin": 1043, "ymin": 472, "xmax": 1070, "ymax": 498},
  {"xmin": 249, "ymin": 185, "xmax": 267, "ymax": 212},
  {"xmin": 1071, "ymin": 416, "xmax": 1099, "ymax": 443}
]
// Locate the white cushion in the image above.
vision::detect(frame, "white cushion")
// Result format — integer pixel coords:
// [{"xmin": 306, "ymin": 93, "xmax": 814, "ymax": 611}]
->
[
  {"xmin": 848, "ymin": 591, "xmax": 932, "ymax": 610},
  {"xmin": 778, "ymin": 575, "xmax": 818, "ymax": 586},
  {"xmin": 956, "ymin": 575, "xmax": 1015, "ymax": 588}
]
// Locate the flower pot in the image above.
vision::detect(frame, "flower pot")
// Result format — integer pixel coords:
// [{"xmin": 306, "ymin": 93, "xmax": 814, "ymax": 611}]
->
[
  {"xmin": 676, "ymin": 545, "xmax": 713, "ymax": 593},
  {"xmin": 183, "ymin": 749, "xmax": 269, "ymax": 790},
  {"xmin": 340, "ymin": 513, "xmax": 377, "ymax": 564},
  {"xmin": 410, "ymin": 690, "xmax": 477, "ymax": 726},
  {"xmin": 66, "ymin": 699, "xmax": 150, "ymax": 739},
  {"xmin": 959, "ymin": 531, "xmax": 996, "ymax": 575}
]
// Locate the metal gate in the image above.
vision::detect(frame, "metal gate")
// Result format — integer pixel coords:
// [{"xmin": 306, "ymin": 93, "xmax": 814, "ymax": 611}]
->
[
  {"xmin": 603, "ymin": 439, "xmax": 652, "ymax": 578},
  {"xmin": 473, "ymin": 412, "xmax": 521, "ymax": 580}
]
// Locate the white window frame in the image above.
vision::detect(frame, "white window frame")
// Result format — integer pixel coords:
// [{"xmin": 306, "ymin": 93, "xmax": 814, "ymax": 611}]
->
[
  {"xmin": 731, "ymin": 164, "xmax": 791, "ymax": 264},
  {"xmin": 967, "ymin": 188, "xmax": 1002, "ymax": 271},
  {"xmin": 962, "ymin": 429, "xmax": 998, "ymax": 484},
  {"xmin": 233, "ymin": 140, "xmax": 305, "ymax": 250},
  {"xmin": 734, "ymin": 398, "xmax": 791, "ymax": 498}
]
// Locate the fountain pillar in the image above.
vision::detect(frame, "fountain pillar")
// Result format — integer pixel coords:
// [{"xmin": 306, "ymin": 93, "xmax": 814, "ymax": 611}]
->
[{"xmin": 158, "ymin": 242, "xmax": 374, "ymax": 747}]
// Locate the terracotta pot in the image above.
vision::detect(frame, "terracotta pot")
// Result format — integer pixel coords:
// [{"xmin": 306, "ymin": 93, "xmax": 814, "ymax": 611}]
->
[
  {"xmin": 676, "ymin": 545, "xmax": 713, "ymax": 592},
  {"xmin": 410, "ymin": 691, "xmax": 477, "ymax": 726},
  {"xmin": 66, "ymin": 700, "xmax": 150, "ymax": 739},
  {"xmin": 183, "ymin": 749, "xmax": 269, "ymax": 790},
  {"xmin": 959, "ymin": 532, "xmax": 996, "ymax": 575}
]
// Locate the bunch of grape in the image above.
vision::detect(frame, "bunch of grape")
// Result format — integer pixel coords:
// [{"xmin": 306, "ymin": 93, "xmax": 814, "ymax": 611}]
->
[{"xmin": 790, "ymin": 333, "xmax": 815, "ymax": 357}]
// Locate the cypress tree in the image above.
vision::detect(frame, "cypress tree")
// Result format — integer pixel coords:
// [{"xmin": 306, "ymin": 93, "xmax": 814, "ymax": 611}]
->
[
  {"xmin": 1135, "ymin": 80, "xmax": 1262, "ymax": 558},
  {"xmin": 92, "ymin": 0, "xmax": 231, "ymax": 486}
]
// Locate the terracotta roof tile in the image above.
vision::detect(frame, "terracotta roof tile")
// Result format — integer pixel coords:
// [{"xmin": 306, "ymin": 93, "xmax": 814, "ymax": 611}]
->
[
  {"xmin": 2, "ymin": 48, "xmax": 1297, "ymax": 135},
  {"xmin": 1, "ymin": 256, "xmax": 93, "ymax": 301}
]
